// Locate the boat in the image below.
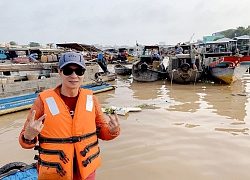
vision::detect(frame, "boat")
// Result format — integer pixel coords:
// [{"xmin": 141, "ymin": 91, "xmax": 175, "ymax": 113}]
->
[
  {"xmin": 132, "ymin": 45, "xmax": 168, "ymax": 82},
  {"xmin": 208, "ymin": 55, "xmax": 250, "ymax": 84},
  {"xmin": 0, "ymin": 162, "xmax": 37, "ymax": 180},
  {"xmin": 201, "ymin": 37, "xmax": 250, "ymax": 83},
  {"xmin": 114, "ymin": 64, "xmax": 132, "ymax": 75},
  {"xmin": 167, "ymin": 53, "xmax": 203, "ymax": 84},
  {"xmin": 0, "ymin": 82, "xmax": 115, "ymax": 116},
  {"xmin": 0, "ymin": 47, "xmax": 65, "ymax": 80},
  {"xmin": 3, "ymin": 47, "xmax": 64, "ymax": 63}
]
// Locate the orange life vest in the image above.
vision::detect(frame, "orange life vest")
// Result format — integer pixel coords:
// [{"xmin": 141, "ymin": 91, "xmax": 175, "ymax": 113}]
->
[{"xmin": 36, "ymin": 89, "xmax": 101, "ymax": 180}]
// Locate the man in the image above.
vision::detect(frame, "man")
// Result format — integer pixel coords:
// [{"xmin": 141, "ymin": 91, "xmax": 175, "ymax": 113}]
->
[
  {"xmin": 151, "ymin": 50, "xmax": 162, "ymax": 61},
  {"xmin": 190, "ymin": 44, "xmax": 198, "ymax": 70},
  {"xmin": 97, "ymin": 52, "xmax": 109, "ymax": 73},
  {"xmin": 19, "ymin": 52, "xmax": 120, "ymax": 180},
  {"xmin": 175, "ymin": 43, "xmax": 183, "ymax": 54}
]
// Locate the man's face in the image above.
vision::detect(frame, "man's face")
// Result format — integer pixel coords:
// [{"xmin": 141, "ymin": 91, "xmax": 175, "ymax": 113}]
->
[{"xmin": 59, "ymin": 64, "xmax": 85, "ymax": 90}]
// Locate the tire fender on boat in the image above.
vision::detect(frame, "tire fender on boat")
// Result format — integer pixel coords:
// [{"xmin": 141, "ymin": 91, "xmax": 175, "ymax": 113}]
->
[
  {"xmin": 140, "ymin": 62, "xmax": 148, "ymax": 72},
  {"xmin": 180, "ymin": 63, "xmax": 190, "ymax": 72}
]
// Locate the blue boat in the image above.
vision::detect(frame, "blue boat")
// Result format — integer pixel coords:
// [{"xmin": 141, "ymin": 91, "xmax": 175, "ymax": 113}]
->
[
  {"xmin": 0, "ymin": 83, "xmax": 115, "ymax": 116},
  {"xmin": 0, "ymin": 162, "xmax": 37, "ymax": 180}
]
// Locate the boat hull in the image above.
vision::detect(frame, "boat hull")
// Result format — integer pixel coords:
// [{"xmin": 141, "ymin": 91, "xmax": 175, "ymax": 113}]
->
[
  {"xmin": 132, "ymin": 59, "xmax": 168, "ymax": 82},
  {"xmin": 0, "ymin": 83, "xmax": 115, "ymax": 116},
  {"xmin": 168, "ymin": 69, "xmax": 202, "ymax": 83},
  {"xmin": 114, "ymin": 64, "xmax": 132, "ymax": 75},
  {"xmin": 167, "ymin": 55, "xmax": 203, "ymax": 84},
  {"xmin": 211, "ymin": 65, "xmax": 249, "ymax": 84},
  {"xmin": 209, "ymin": 56, "xmax": 250, "ymax": 84},
  {"xmin": 132, "ymin": 69, "xmax": 159, "ymax": 82}
]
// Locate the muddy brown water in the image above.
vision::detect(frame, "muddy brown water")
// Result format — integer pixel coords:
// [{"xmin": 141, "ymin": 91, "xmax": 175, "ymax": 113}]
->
[{"xmin": 1, "ymin": 71, "xmax": 250, "ymax": 180}]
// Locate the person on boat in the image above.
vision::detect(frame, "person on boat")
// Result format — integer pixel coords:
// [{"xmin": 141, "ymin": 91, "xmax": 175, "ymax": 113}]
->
[
  {"xmin": 97, "ymin": 52, "xmax": 109, "ymax": 73},
  {"xmin": 19, "ymin": 51, "xmax": 120, "ymax": 180},
  {"xmin": 175, "ymin": 43, "xmax": 183, "ymax": 54},
  {"xmin": 151, "ymin": 50, "xmax": 162, "ymax": 61},
  {"xmin": 27, "ymin": 49, "xmax": 39, "ymax": 62},
  {"xmin": 190, "ymin": 44, "xmax": 198, "ymax": 70}
]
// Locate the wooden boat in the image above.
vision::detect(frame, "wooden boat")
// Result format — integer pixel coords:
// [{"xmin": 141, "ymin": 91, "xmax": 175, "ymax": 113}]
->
[
  {"xmin": 201, "ymin": 38, "xmax": 250, "ymax": 83},
  {"xmin": 208, "ymin": 55, "xmax": 250, "ymax": 84},
  {"xmin": 3, "ymin": 47, "xmax": 64, "ymax": 62},
  {"xmin": 167, "ymin": 54, "xmax": 203, "ymax": 84},
  {"xmin": 114, "ymin": 64, "xmax": 132, "ymax": 75},
  {"xmin": 0, "ymin": 82, "xmax": 115, "ymax": 116},
  {"xmin": 132, "ymin": 45, "xmax": 168, "ymax": 82}
]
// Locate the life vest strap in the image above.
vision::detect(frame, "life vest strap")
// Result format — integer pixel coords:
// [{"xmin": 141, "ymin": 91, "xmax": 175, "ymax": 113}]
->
[
  {"xmin": 39, "ymin": 131, "xmax": 97, "ymax": 144},
  {"xmin": 34, "ymin": 155, "xmax": 66, "ymax": 177},
  {"xmin": 82, "ymin": 147, "xmax": 100, "ymax": 167},
  {"xmin": 34, "ymin": 146, "xmax": 69, "ymax": 164},
  {"xmin": 80, "ymin": 140, "xmax": 99, "ymax": 157}
]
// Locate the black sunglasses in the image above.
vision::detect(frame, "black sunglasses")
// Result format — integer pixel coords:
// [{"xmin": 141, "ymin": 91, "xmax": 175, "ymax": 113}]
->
[{"xmin": 61, "ymin": 67, "xmax": 86, "ymax": 76}]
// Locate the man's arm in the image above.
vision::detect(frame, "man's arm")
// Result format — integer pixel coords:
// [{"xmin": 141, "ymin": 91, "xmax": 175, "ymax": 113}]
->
[
  {"xmin": 93, "ymin": 95, "xmax": 120, "ymax": 140},
  {"xmin": 19, "ymin": 95, "xmax": 45, "ymax": 148}
]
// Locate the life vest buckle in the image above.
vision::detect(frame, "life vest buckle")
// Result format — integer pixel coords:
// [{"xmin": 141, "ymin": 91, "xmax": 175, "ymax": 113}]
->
[
  {"xmin": 80, "ymin": 148, "xmax": 89, "ymax": 157},
  {"xmin": 82, "ymin": 159, "xmax": 91, "ymax": 167},
  {"xmin": 70, "ymin": 136, "xmax": 81, "ymax": 143}
]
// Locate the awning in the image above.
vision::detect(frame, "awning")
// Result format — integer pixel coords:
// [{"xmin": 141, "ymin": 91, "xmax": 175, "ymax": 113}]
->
[
  {"xmin": 233, "ymin": 35, "xmax": 250, "ymax": 40},
  {"xmin": 56, "ymin": 43, "xmax": 101, "ymax": 52}
]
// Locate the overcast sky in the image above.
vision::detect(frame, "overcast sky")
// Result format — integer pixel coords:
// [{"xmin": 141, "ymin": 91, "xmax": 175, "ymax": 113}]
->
[{"xmin": 1, "ymin": 0, "xmax": 250, "ymax": 47}]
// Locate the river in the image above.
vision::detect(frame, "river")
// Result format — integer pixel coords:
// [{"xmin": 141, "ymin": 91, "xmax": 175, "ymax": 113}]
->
[{"xmin": 0, "ymin": 70, "xmax": 250, "ymax": 180}]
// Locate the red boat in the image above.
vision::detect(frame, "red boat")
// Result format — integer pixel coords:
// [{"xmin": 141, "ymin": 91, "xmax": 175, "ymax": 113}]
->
[{"xmin": 209, "ymin": 55, "xmax": 250, "ymax": 84}]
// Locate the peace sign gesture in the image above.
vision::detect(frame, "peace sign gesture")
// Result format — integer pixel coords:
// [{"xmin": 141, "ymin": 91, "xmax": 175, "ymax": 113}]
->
[
  {"xmin": 107, "ymin": 111, "xmax": 120, "ymax": 134},
  {"xmin": 23, "ymin": 110, "xmax": 47, "ymax": 140}
]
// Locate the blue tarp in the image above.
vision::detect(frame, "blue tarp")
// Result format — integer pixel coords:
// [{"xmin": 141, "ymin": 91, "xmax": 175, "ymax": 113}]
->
[{"xmin": 1, "ymin": 168, "xmax": 37, "ymax": 180}]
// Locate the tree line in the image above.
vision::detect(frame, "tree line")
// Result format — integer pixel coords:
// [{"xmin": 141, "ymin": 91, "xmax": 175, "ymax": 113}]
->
[{"xmin": 219, "ymin": 25, "xmax": 250, "ymax": 38}]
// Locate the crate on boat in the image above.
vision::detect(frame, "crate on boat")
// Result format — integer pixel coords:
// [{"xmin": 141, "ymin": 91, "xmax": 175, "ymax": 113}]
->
[{"xmin": 26, "ymin": 73, "xmax": 39, "ymax": 80}]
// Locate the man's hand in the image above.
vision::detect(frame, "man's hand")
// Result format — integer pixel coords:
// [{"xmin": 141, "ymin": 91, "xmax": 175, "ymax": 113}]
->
[
  {"xmin": 107, "ymin": 111, "xmax": 120, "ymax": 134},
  {"xmin": 24, "ymin": 110, "xmax": 47, "ymax": 140}
]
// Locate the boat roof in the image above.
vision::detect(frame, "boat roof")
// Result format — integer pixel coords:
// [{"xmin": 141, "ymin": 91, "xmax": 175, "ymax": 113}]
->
[
  {"xmin": 205, "ymin": 38, "xmax": 236, "ymax": 44},
  {"xmin": 56, "ymin": 43, "xmax": 101, "ymax": 52},
  {"xmin": 216, "ymin": 37, "xmax": 236, "ymax": 42},
  {"xmin": 143, "ymin": 45, "xmax": 159, "ymax": 50},
  {"xmin": 233, "ymin": 35, "xmax": 250, "ymax": 40},
  {"xmin": 3, "ymin": 47, "xmax": 63, "ymax": 52}
]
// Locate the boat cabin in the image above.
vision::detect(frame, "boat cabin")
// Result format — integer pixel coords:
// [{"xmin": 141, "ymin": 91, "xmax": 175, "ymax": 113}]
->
[
  {"xmin": 203, "ymin": 39, "xmax": 234, "ymax": 59},
  {"xmin": 169, "ymin": 54, "xmax": 200, "ymax": 70},
  {"xmin": 234, "ymin": 35, "xmax": 250, "ymax": 55},
  {"xmin": 140, "ymin": 45, "xmax": 162, "ymax": 63}
]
